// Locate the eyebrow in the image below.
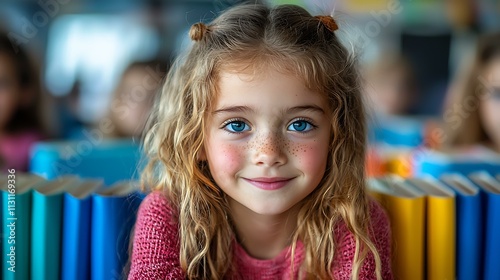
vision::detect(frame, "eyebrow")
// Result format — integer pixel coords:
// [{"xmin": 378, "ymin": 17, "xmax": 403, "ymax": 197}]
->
[
  {"xmin": 213, "ymin": 106, "xmax": 254, "ymax": 115},
  {"xmin": 285, "ymin": 105, "xmax": 325, "ymax": 115},
  {"xmin": 212, "ymin": 105, "xmax": 325, "ymax": 115}
]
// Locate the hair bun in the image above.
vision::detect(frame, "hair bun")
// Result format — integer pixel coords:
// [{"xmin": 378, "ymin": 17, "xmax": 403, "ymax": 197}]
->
[
  {"xmin": 190, "ymin": 22, "xmax": 208, "ymax": 41},
  {"xmin": 315, "ymin": 15, "xmax": 338, "ymax": 32}
]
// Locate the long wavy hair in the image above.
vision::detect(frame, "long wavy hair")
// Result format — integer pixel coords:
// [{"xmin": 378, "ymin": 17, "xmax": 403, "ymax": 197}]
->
[{"xmin": 141, "ymin": 3, "xmax": 382, "ymax": 279}]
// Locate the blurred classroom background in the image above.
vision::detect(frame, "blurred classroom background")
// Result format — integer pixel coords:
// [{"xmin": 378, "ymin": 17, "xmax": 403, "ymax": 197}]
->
[
  {"xmin": 2, "ymin": 1, "xmax": 500, "ymax": 279},
  {"xmin": 0, "ymin": 0, "xmax": 500, "ymax": 181}
]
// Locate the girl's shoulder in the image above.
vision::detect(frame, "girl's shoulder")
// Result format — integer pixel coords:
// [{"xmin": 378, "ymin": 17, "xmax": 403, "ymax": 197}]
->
[
  {"xmin": 128, "ymin": 191, "xmax": 183, "ymax": 279},
  {"xmin": 137, "ymin": 191, "xmax": 178, "ymax": 224}
]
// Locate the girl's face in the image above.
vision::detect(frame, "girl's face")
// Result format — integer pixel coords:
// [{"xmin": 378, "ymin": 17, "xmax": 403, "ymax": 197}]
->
[
  {"xmin": 203, "ymin": 68, "xmax": 331, "ymax": 216},
  {"xmin": 0, "ymin": 53, "xmax": 21, "ymax": 131},
  {"xmin": 480, "ymin": 57, "xmax": 500, "ymax": 151}
]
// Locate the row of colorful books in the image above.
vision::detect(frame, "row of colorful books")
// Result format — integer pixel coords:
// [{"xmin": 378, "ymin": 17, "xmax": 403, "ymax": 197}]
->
[
  {"xmin": 368, "ymin": 172, "xmax": 500, "ymax": 280},
  {"xmin": 0, "ymin": 173, "xmax": 143, "ymax": 280}
]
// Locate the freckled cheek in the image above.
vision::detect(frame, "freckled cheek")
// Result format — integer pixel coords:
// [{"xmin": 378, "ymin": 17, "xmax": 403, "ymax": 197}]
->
[{"xmin": 288, "ymin": 142, "xmax": 329, "ymax": 173}]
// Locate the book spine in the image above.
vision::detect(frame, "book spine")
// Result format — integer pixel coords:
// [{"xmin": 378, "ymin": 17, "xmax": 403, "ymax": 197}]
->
[
  {"xmin": 2, "ymin": 192, "xmax": 31, "ymax": 280},
  {"xmin": 455, "ymin": 194, "xmax": 482, "ymax": 280},
  {"xmin": 91, "ymin": 193, "xmax": 142, "ymax": 280},
  {"xmin": 483, "ymin": 192, "xmax": 500, "ymax": 280},
  {"xmin": 426, "ymin": 196, "xmax": 455, "ymax": 280},
  {"xmin": 61, "ymin": 194, "xmax": 92, "ymax": 280},
  {"xmin": 31, "ymin": 191, "xmax": 63, "ymax": 280},
  {"xmin": 383, "ymin": 195, "xmax": 425, "ymax": 280}
]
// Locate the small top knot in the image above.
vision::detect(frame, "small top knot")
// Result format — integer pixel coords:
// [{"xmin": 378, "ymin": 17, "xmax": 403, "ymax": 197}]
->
[
  {"xmin": 315, "ymin": 15, "xmax": 339, "ymax": 32},
  {"xmin": 189, "ymin": 22, "xmax": 208, "ymax": 41}
]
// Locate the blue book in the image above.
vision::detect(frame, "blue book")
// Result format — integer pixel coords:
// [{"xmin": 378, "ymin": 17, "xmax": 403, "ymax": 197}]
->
[
  {"xmin": 469, "ymin": 172, "xmax": 500, "ymax": 280},
  {"xmin": 413, "ymin": 146, "xmax": 500, "ymax": 178},
  {"xmin": 61, "ymin": 179, "xmax": 103, "ymax": 280},
  {"xmin": 440, "ymin": 174, "xmax": 482, "ymax": 280},
  {"xmin": 29, "ymin": 139, "xmax": 142, "ymax": 186},
  {"xmin": 368, "ymin": 115, "xmax": 427, "ymax": 147},
  {"xmin": 91, "ymin": 181, "xmax": 143, "ymax": 280},
  {"xmin": 31, "ymin": 176, "xmax": 80, "ymax": 280},
  {"xmin": 0, "ymin": 172, "xmax": 46, "ymax": 280}
]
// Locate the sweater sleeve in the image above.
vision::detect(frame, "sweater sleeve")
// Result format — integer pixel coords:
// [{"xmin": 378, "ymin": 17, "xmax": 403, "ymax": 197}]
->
[
  {"xmin": 333, "ymin": 198, "xmax": 393, "ymax": 280},
  {"xmin": 127, "ymin": 191, "xmax": 184, "ymax": 279}
]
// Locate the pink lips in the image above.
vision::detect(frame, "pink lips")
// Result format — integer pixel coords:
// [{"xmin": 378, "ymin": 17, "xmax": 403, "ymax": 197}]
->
[{"xmin": 243, "ymin": 177, "xmax": 293, "ymax": 190}]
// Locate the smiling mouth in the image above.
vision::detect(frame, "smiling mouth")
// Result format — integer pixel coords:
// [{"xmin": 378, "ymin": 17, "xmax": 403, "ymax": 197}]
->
[{"xmin": 243, "ymin": 177, "xmax": 294, "ymax": 190}]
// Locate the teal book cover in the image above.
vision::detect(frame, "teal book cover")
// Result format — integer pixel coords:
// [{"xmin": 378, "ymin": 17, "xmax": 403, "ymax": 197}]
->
[
  {"xmin": 31, "ymin": 176, "xmax": 79, "ymax": 280},
  {"xmin": 29, "ymin": 140, "xmax": 141, "ymax": 185},
  {"xmin": 0, "ymin": 172, "xmax": 46, "ymax": 280}
]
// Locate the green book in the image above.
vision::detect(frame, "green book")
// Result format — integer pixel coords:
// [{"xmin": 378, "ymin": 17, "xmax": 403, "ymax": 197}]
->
[
  {"xmin": 31, "ymin": 176, "xmax": 80, "ymax": 280},
  {"xmin": 0, "ymin": 172, "xmax": 46, "ymax": 280}
]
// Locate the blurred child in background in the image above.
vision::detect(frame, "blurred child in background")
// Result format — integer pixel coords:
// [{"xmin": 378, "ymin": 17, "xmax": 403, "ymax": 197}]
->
[
  {"xmin": 443, "ymin": 32, "xmax": 500, "ymax": 152},
  {"xmin": 0, "ymin": 32, "xmax": 45, "ymax": 172},
  {"xmin": 105, "ymin": 60, "xmax": 167, "ymax": 140},
  {"xmin": 362, "ymin": 52, "xmax": 418, "ymax": 117}
]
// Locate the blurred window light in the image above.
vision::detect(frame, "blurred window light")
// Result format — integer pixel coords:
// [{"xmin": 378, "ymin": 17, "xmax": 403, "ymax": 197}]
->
[{"xmin": 44, "ymin": 14, "xmax": 159, "ymax": 123}]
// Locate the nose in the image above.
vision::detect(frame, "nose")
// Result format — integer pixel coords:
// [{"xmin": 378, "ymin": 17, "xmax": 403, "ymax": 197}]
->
[{"xmin": 252, "ymin": 132, "xmax": 287, "ymax": 167}]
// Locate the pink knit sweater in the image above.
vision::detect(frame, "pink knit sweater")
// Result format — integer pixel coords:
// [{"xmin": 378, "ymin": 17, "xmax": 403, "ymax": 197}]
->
[{"xmin": 128, "ymin": 191, "xmax": 393, "ymax": 279}]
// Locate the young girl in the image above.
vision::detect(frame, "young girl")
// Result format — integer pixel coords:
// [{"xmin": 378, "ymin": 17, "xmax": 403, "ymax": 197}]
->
[
  {"xmin": 128, "ymin": 4, "xmax": 392, "ymax": 279},
  {"xmin": 442, "ymin": 32, "xmax": 500, "ymax": 152},
  {"xmin": 0, "ymin": 32, "xmax": 45, "ymax": 172}
]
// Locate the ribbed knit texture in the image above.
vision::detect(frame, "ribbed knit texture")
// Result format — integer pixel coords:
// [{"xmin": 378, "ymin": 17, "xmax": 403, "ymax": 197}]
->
[{"xmin": 128, "ymin": 191, "xmax": 393, "ymax": 279}]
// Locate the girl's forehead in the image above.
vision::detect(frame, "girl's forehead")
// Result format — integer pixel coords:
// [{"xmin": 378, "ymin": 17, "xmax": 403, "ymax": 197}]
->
[
  {"xmin": 213, "ymin": 64, "xmax": 332, "ymax": 113},
  {"xmin": 217, "ymin": 57, "xmax": 315, "ymax": 89},
  {"xmin": 220, "ymin": 56, "xmax": 292, "ymax": 74}
]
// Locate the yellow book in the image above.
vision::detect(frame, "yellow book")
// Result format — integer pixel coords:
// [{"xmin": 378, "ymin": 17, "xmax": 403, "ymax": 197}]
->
[
  {"xmin": 368, "ymin": 176, "xmax": 425, "ymax": 280},
  {"xmin": 407, "ymin": 177, "xmax": 456, "ymax": 280}
]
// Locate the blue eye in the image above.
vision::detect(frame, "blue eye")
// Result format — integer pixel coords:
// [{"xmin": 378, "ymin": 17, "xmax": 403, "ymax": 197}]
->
[
  {"xmin": 224, "ymin": 120, "xmax": 250, "ymax": 133},
  {"xmin": 288, "ymin": 120, "xmax": 314, "ymax": 132}
]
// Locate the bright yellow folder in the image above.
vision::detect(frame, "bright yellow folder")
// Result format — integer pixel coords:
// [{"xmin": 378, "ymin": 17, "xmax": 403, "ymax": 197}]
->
[
  {"xmin": 368, "ymin": 176, "xmax": 425, "ymax": 280},
  {"xmin": 407, "ymin": 177, "xmax": 456, "ymax": 280}
]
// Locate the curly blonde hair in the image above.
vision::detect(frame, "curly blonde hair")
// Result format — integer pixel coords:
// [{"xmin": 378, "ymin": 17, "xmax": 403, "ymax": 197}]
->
[{"xmin": 141, "ymin": 3, "xmax": 382, "ymax": 279}]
